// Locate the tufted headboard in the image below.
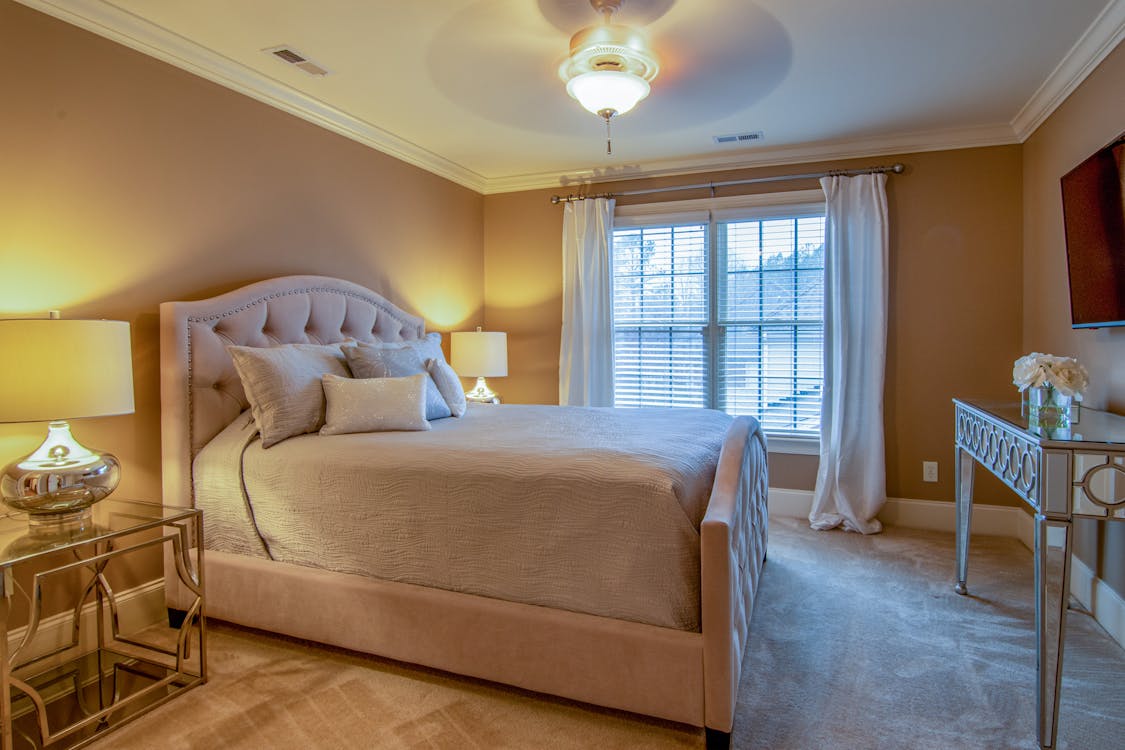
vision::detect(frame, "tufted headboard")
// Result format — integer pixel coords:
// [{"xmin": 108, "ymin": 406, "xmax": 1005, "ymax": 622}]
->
[{"xmin": 159, "ymin": 275, "xmax": 426, "ymax": 509}]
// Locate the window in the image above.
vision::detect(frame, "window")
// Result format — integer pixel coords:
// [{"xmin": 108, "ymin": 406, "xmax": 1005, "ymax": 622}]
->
[{"xmin": 612, "ymin": 192, "xmax": 825, "ymax": 441}]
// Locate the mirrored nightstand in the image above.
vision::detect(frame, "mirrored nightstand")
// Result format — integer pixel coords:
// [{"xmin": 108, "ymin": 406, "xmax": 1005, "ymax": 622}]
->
[{"xmin": 0, "ymin": 499, "xmax": 205, "ymax": 750}]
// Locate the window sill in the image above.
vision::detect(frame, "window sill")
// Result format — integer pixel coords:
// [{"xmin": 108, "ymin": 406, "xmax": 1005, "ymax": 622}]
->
[{"xmin": 765, "ymin": 435, "xmax": 820, "ymax": 456}]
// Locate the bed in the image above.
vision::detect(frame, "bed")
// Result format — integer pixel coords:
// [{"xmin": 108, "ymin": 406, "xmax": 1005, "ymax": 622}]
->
[{"xmin": 159, "ymin": 275, "xmax": 768, "ymax": 747}]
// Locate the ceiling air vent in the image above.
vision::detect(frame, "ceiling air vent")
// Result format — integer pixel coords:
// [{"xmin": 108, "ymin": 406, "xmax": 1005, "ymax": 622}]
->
[
  {"xmin": 713, "ymin": 131, "xmax": 764, "ymax": 145},
  {"xmin": 263, "ymin": 46, "xmax": 329, "ymax": 77}
]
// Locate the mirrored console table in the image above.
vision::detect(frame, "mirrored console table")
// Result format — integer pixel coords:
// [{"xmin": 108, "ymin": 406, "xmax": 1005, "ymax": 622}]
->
[{"xmin": 953, "ymin": 399, "xmax": 1125, "ymax": 749}]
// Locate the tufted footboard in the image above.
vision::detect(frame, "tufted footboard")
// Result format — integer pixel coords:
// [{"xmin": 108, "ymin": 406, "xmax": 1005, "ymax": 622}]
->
[{"xmin": 701, "ymin": 416, "xmax": 769, "ymax": 735}]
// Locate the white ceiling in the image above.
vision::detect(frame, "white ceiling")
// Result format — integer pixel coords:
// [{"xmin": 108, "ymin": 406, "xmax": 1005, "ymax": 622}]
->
[{"xmin": 22, "ymin": 0, "xmax": 1125, "ymax": 193}]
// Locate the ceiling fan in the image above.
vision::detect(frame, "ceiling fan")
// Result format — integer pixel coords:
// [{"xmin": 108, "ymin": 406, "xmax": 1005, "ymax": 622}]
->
[{"xmin": 558, "ymin": 0, "xmax": 661, "ymax": 154}]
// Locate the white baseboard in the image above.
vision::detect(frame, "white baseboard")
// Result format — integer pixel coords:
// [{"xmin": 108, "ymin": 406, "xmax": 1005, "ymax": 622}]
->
[
  {"xmin": 767, "ymin": 487, "xmax": 1125, "ymax": 649},
  {"xmin": 1070, "ymin": 555, "xmax": 1125, "ymax": 650},
  {"xmin": 7, "ymin": 579, "xmax": 166, "ymax": 667},
  {"xmin": 768, "ymin": 488, "xmax": 1027, "ymax": 538}
]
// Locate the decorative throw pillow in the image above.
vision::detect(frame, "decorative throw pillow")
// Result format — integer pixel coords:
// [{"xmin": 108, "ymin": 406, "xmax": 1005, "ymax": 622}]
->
[
  {"xmin": 410, "ymin": 332, "xmax": 467, "ymax": 417},
  {"xmin": 320, "ymin": 373, "xmax": 430, "ymax": 435},
  {"xmin": 343, "ymin": 342, "xmax": 453, "ymax": 420},
  {"xmin": 228, "ymin": 343, "xmax": 349, "ymax": 448},
  {"xmin": 410, "ymin": 332, "xmax": 445, "ymax": 364},
  {"xmin": 425, "ymin": 357, "xmax": 467, "ymax": 417}
]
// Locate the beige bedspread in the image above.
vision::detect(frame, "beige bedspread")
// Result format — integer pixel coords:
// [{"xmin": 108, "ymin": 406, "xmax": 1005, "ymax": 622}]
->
[{"xmin": 193, "ymin": 403, "xmax": 733, "ymax": 631}]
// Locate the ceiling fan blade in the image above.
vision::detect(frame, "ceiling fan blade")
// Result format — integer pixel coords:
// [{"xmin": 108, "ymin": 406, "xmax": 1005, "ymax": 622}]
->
[{"xmin": 632, "ymin": 0, "xmax": 792, "ymax": 127}]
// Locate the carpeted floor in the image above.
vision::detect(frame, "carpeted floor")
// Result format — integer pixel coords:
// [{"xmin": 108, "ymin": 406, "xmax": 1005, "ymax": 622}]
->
[{"xmin": 90, "ymin": 518, "xmax": 1125, "ymax": 749}]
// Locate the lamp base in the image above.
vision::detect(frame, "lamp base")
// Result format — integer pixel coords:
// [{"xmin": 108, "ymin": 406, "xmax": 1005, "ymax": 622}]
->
[
  {"xmin": 1, "ymin": 420, "xmax": 120, "ymax": 518},
  {"xmin": 465, "ymin": 376, "xmax": 501, "ymax": 404},
  {"xmin": 27, "ymin": 507, "xmax": 94, "ymax": 536}
]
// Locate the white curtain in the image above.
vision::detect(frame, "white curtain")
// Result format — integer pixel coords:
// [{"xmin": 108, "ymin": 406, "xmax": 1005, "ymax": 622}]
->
[
  {"xmin": 559, "ymin": 197, "xmax": 616, "ymax": 406},
  {"xmin": 809, "ymin": 174, "xmax": 889, "ymax": 534}
]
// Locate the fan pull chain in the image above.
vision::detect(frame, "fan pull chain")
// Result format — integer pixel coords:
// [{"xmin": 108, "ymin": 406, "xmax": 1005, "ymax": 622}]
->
[{"xmin": 605, "ymin": 115, "xmax": 613, "ymax": 156}]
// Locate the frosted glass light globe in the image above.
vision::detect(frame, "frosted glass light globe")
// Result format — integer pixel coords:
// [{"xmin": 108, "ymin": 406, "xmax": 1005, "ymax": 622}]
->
[{"xmin": 566, "ymin": 70, "xmax": 650, "ymax": 116}]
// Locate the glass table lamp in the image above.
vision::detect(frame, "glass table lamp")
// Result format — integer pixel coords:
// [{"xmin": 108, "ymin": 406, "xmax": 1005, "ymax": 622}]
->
[
  {"xmin": 0, "ymin": 318, "xmax": 134, "ymax": 531},
  {"xmin": 451, "ymin": 327, "xmax": 508, "ymax": 404}
]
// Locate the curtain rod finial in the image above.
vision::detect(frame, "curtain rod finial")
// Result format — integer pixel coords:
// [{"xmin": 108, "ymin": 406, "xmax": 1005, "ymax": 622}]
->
[{"xmin": 892, "ymin": 163, "xmax": 905, "ymax": 174}]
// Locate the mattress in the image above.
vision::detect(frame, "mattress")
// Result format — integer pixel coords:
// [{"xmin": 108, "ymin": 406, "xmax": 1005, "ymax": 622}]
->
[{"xmin": 192, "ymin": 403, "xmax": 734, "ymax": 631}]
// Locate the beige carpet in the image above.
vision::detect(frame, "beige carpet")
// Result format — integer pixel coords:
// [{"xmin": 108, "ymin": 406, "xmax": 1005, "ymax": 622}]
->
[{"xmin": 90, "ymin": 518, "xmax": 1125, "ymax": 749}]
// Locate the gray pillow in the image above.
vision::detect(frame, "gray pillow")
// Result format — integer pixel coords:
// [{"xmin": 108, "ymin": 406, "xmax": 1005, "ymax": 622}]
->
[
  {"xmin": 343, "ymin": 342, "xmax": 452, "ymax": 420},
  {"xmin": 228, "ymin": 343, "xmax": 349, "ymax": 447}
]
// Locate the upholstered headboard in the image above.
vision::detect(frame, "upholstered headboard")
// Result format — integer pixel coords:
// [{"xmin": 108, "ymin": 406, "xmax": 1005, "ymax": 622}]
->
[{"xmin": 159, "ymin": 275, "xmax": 426, "ymax": 509}]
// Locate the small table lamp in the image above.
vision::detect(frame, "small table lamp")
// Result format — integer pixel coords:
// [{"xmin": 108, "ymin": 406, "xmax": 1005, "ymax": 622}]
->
[
  {"xmin": 0, "ymin": 317, "xmax": 134, "ymax": 531},
  {"xmin": 451, "ymin": 327, "xmax": 508, "ymax": 404}
]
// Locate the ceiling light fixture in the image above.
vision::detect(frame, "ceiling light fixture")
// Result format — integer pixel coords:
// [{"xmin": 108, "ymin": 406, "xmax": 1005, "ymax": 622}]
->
[{"xmin": 559, "ymin": 0, "xmax": 659, "ymax": 155}]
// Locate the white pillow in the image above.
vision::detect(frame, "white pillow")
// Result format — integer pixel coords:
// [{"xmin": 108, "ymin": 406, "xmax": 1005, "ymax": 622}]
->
[
  {"xmin": 343, "ymin": 342, "xmax": 452, "ymax": 420},
  {"xmin": 228, "ymin": 343, "xmax": 349, "ymax": 448},
  {"xmin": 320, "ymin": 373, "xmax": 431, "ymax": 435}
]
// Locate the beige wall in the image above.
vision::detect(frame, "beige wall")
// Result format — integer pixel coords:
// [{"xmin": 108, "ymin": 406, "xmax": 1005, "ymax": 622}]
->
[
  {"xmin": 1022, "ymin": 40, "xmax": 1125, "ymax": 594},
  {"xmin": 0, "ymin": 1, "xmax": 485, "ymax": 509},
  {"xmin": 484, "ymin": 148, "xmax": 1026, "ymax": 505},
  {"xmin": 7, "ymin": 1, "xmax": 1119, "ymax": 598}
]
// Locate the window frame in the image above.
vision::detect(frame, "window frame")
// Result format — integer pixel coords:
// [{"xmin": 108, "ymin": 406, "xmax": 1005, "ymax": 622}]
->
[{"xmin": 614, "ymin": 189, "xmax": 826, "ymax": 454}]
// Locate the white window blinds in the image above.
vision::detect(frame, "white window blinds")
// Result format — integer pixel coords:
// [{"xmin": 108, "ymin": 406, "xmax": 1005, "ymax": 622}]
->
[
  {"xmin": 612, "ymin": 194, "xmax": 825, "ymax": 438},
  {"xmin": 612, "ymin": 223, "xmax": 709, "ymax": 407}
]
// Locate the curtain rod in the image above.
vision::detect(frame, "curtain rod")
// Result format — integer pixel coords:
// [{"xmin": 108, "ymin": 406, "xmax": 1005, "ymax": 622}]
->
[{"xmin": 549, "ymin": 163, "xmax": 905, "ymax": 204}]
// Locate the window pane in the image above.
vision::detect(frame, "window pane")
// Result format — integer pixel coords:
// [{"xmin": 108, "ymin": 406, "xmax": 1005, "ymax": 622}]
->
[
  {"xmin": 612, "ymin": 209, "xmax": 824, "ymax": 438},
  {"xmin": 614, "ymin": 328, "xmax": 707, "ymax": 408},
  {"xmin": 724, "ymin": 222, "xmax": 762, "ymax": 272},
  {"xmin": 724, "ymin": 269, "xmax": 761, "ymax": 320},
  {"xmin": 796, "ymin": 268, "xmax": 823, "ymax": 319},
  {"xmin": 612, "ymin": 224, "xmax": 709, "ymax": 408},
  {"xmin": 760, "ymin": 219, "xmax": 796, "ymax": 269},
  {"xmin": 716, "ymin": 214, "xmax": 825, "ymax": 437},
  {"xmin": 719, "ymin": 324, "xmax": 822, "ymax": 434},
  {"xmin": 613, "ymin": 224, "xmax": 707, "ymax": 326},
  {"xmin": 797, "ymin": 217, "xmax": 826, "ymax": 269},
  {"xmin": 760, "ymin": 270, "xmax": 796, "ymax": 320}
]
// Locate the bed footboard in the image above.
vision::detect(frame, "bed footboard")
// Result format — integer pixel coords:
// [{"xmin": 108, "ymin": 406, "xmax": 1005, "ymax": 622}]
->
[{"xmin": 701, "ymin": 416, "xmax": 769, "ymax": 735}]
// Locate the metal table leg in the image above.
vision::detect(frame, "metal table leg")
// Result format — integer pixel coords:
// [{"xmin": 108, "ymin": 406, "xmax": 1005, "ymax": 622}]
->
[
  {"xmin": 954, "ymin": 446, "xmax": 975, "ymax": 595},
  {"xmin": 1034, "ymin": 515, "xmax": 1071, "ymax": 749},
  {"xmin": 0, "ymin": 572, "xmax": 12, "ymax": 750}
]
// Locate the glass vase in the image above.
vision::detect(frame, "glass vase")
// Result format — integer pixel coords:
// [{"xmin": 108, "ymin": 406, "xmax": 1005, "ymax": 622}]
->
[{"xmin": 1027, "ymin": 385, "xmax": 1073, "ymax": 431}]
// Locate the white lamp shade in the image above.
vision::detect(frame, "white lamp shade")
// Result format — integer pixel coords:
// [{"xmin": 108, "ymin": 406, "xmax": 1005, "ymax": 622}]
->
[
  {"xmin": 0, "ymin": 319, "xmax": 135, "ymax": 423},
  {"xmin": 451, "ymin": 330, "xmax": 508, "ymax": 378},
  {"xmin": 566, "ymin": 70, "xmax": 650, "ymax": 116}
]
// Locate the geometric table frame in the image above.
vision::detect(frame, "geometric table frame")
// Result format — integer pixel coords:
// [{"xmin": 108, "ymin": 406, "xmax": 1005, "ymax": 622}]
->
[{"xmin": 0, "ymin": 500, "xmax": 204, "ymax": 749}]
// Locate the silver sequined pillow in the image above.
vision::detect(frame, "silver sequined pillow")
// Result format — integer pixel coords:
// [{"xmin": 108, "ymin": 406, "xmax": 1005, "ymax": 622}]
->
[{"xmin": 320, "ymin": 373, "xmax": 430, "ymax": 434}]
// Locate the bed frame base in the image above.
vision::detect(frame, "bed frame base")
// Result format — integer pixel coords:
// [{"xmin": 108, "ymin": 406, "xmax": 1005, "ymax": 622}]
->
[
  {"xmin": 706, "ymin": 728, "xmax": 732, "ymax": 750},
  {"xmin": 167, "ymin": 607, "xmax": 188, "ymax": 629},
  {"xmin": 169, "ymin": 549, "xmax": 707, "ymax": 726}
]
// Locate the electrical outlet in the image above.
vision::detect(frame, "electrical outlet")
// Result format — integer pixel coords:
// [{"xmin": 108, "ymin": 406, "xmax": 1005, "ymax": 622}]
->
[{"xmin": 923, "ymin": 461, "xmax": 939, "ymax": 483}]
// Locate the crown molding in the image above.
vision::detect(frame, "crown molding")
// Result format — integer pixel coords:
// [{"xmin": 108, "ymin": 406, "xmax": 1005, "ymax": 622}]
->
[
  {"xmin": 1010, "ymin": 0, "xmax": 1125, "ymax": 141},
  {"xmin": 19, "ymin": 0, "xmax": 1119, "ymax": 197},
  {"xmin": 485, "ymin": 122, "xmax": 1018, "ymax": 194},
  {"xmin": 15, "ymin": 0, "xmax": 490, "ymax": 194}
]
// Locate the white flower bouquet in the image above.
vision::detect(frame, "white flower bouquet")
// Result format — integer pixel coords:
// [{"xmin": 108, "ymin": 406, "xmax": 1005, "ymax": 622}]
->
[{"xmin": 1012, "ymin": 353, "xmax": 1089, "ymax": 399}]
